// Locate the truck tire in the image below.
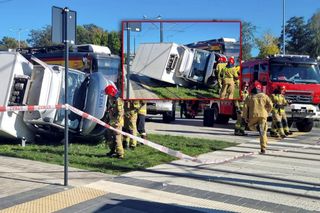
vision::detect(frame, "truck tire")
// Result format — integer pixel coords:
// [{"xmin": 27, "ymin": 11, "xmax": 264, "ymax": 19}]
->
[
  {"xmin": 171, "ymin": 103, "xmax": 176, "ymax": 122},
  {"xmin": 203, "ymin": 108, "xmax": 214, "ymax": 127},
  {"xmin": 287, "ymin": 118, "xmax": 293, "ymax": 128},
  {"xmin": 163, "ymin": 111, "xmax": 175, "ymax": 123},
  {"xmin": 212, "ymin": 105, "xmax": 229, "ymax": 124},
  {"xmin": 296, "ymin": 118, "xmax": 313, "ymax": 132},
  {"xmin": 162, "ymin": 102, "xmax": 176, "ymax": 123}
]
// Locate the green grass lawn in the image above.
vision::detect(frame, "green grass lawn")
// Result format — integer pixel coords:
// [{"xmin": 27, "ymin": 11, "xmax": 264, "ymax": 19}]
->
[
  {"xmin": 150, "ymin": 85, "xmax": 240, "ymax": 99},
  {"xmin": 0, "ymin": 134, "xmax": 236, "ymax": 175}
]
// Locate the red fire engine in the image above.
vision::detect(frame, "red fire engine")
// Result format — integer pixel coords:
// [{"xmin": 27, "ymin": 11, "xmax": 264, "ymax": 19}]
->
[{"xmin": 204, "ymin": 54, "xmax": 320, "ymax": 132}]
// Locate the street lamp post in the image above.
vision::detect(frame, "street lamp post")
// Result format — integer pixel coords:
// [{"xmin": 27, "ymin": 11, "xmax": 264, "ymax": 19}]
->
[{"xmin": 10, "ymin": 28, "xmax": 28, "ymax": 49}]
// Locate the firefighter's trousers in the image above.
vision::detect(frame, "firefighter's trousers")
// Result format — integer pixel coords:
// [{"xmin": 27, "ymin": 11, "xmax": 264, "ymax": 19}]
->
[
  {"xmin": 248, "ymin": 117, "xmax": 268, "ymax": 151},
  {"xmin": 124, "ymin": 113, "xmax": 138, "ymax": 147},
  {"xmin": 220, "ymin": 78, "xmax": 234, "ymax": 99}
]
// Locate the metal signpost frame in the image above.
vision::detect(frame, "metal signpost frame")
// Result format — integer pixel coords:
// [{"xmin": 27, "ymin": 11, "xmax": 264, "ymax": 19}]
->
[{"xmin": 52, "ymin": 6, "xmax": 77, "ymax": 187}]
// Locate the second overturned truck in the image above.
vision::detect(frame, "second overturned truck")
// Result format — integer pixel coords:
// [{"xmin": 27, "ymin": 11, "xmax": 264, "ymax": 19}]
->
[{"xmin": 131, "ymin": 42, "xmax": 224, "ymax": 87}]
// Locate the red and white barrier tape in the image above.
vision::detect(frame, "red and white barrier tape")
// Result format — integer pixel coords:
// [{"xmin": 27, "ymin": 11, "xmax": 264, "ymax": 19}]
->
[
  {"xmin": 0, "ymin": 103, "xmax": 253, "ymax": 164},
  {"xmin": 67, "ymin": 105, "xmax": 200, "ymax": 162},
  {"xmin": 67, "ymin": 104, "xmax": 254, "ymax": 164},
  {"xmin": 0, "ymin": 104, "xmax": 65, "ymax": 112}
]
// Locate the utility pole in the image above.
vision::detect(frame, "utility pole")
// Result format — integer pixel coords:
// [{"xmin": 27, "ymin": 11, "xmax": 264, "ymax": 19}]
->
[
  {"xmin": 157, "ymin": 15, "xmax": 163, "ymax": 43},
  {"xmin": 143, "ymin": 15, "xmax": 163, "ymax": 43}
]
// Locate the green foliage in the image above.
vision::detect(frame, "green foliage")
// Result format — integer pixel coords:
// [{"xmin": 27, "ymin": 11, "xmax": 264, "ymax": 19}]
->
[
  {"xmin": 307, "ymin": 10, "xmax": 320, "ymax": 58},
  {"xmin": 0, "ymin": 36, "xmax": 28, "ymax": 49},
  {"xmin": 0, "ymin": 134, "xmax": 236, "ymax": 175},
  {"xmin": 242, "ymin": 21, "xmax": 256, "ymax": 61},
  {"xmin": 279, "ymin": 11, "xmax": 320, "ymax": 58},
  {"xmin": 27, "ymin": 25, "xmax": 53, "ymax": 47},
  {"xmin": 256, "ymin": 32, "xmax": 280, "ymax": 58},
  {"xmin": 108, "ymin": 31, "xmax": 121, "ymax": 55},
  {"xmin": 279, "ymin": 16, "xmax": 310, "ymax": 55},
  {"xmin": 23, "ymin": 23, "xmax": 120, "ymax": 55}
]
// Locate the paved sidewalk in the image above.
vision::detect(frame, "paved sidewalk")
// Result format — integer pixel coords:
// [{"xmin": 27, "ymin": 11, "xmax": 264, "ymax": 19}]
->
[{"xmin": 0, "ymin": 129, "xmax": 320, "ymax": 212}]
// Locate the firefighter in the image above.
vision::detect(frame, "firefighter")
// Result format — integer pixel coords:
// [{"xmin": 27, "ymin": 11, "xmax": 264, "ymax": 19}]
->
[
  {"xmin": 270, "ymin": 85, "xmax": 292, "ymax": 138},
  {"xmin": 104, "ymin": 84, "xmax": 124, "ymax": 159},
  {"xmin": 243, "ymin": 81, "xmax": 273, "ymax": 154},
  {"xmin": 137, "ymin": 100, "xmax": 147, "ymax": 139},
  {"xmin": 123, "ymin": 100, "xmax": 140, "ymax": 149},
  {"xmin": 220, "ymin": 57, "xmax": 238, "ymax": 99},
  {"xmin": 216, "ymin": 56, "xmax": 227, "ymax": 90},
  {"xmin": 234, "ymin": 82, "xmax": 249, "ymax": 136}
]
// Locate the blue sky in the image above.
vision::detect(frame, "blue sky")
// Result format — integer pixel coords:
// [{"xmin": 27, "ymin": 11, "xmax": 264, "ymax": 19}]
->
[{"xmin": 0, "ymin": 0, "xmax": 319, "ymax": 56}]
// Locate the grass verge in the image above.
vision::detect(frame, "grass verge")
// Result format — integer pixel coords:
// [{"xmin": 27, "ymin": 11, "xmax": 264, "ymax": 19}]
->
[
  {"xmin": 150, "ymin": 85, "xmax": 240, "ymax": 99},
  {"xmin": 0, "ymin": 134, "xmax": 236, "ymax": 175}
]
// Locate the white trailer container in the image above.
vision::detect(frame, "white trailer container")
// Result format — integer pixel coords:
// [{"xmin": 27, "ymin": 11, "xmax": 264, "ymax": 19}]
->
[
  {"xmin": 0, "ymin": 52, "xmax": 35, "ymax": 142},
  {"xmin": 131, "ymin": 43, "xmax": 219, "ymax": 87}
]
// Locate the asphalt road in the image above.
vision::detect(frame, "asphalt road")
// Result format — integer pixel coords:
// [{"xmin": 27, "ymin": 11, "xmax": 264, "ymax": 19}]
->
[{"xmin": 145, "ymin": 114, "xmax": 312, "ymax": 144}]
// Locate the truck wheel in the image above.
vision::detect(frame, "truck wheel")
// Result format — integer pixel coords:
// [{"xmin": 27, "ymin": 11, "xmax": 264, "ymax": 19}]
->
[
  {"xmin": 163, "ymin": 112, "xmax": 174, "ymax": 123},
  {"xmin": 212, "ymin": 105, "xmax": 229, "ymax": 124},
  {"xmin": 296, "ymin": 118, "xmax": 313, "ymax": 132},
  {"xmin": 203, "ymin": 108, "xmax": 214, "ymax": 127},
  {"xmin": 171, "ymin": 103, "xmax": 176, "ymax": 122},
  {"xmin": 287, "ymin": 118, "xmax": 293, "ymax": 128}
]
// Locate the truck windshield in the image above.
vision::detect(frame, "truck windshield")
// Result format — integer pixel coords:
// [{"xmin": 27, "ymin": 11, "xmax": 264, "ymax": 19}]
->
[
  {"xmin": 96, "ymin": 57, "xmax": 120, "ymax": 83},
  {"xmin": 54, "ymin": 70, "xmax": 86, "ymax": 129},
  {"xmin": 270, "ymin": 63, "xmax": 320, "ymax": 84},
  {"xmin": 189, "ymin": 50, "xmax": 211, "ymax": 82}
]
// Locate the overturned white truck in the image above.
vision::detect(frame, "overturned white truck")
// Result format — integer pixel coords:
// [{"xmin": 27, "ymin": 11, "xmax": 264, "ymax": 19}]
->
[
  {"xmin": 131, "ymin": 42, "xmax": 224, "ymax": 87},
  {"xmin": 0, "ymin": 51, "xmax": 113, "ymax": 142}
]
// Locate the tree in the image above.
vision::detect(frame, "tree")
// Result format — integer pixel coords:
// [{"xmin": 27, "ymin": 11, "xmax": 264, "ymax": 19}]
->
[
  {"xmin": 306, "ymin": 10, "xmax": 320, "ymax": 58},
  {"xmin": 27, "ymin": 25, "xmax": 53, "ymax": 47},
  {"xmin": 242, "ymin": 21, "xmax": 256, "ymax": 60},
  {"xmin": 78, "ymin": 24, "xmax": 108, "ymax": 46},
  {"xmin": 279, "ymin": 16, "xmax": 310, "ymax": 55},
  {"xmin": 76, "ymin": 25, "xmax": 91, "ymax": 44},
  {"xmin": 0, "ymin": 36, "xmax": 28, "ymax": 49},
  {"xmin": 25, "ymin": 24, "xmax": 120, "ymax": 54},
  {"xmin": 107, "ymin": 31, "xmax": 121, "ymax": 55},
  {"xmin": 256, "ymin": 32, "xmax": 280, "ymax": 58}
]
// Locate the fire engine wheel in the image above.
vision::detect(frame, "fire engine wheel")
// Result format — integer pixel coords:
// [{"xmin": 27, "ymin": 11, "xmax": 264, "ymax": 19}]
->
[
  {"xmin": 212, "ymin": 105, "xmax": 229, "ymax": 124},
  {"xmin": 296, "ymin": 118, "xmax": 313, "ymax": 132}
]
